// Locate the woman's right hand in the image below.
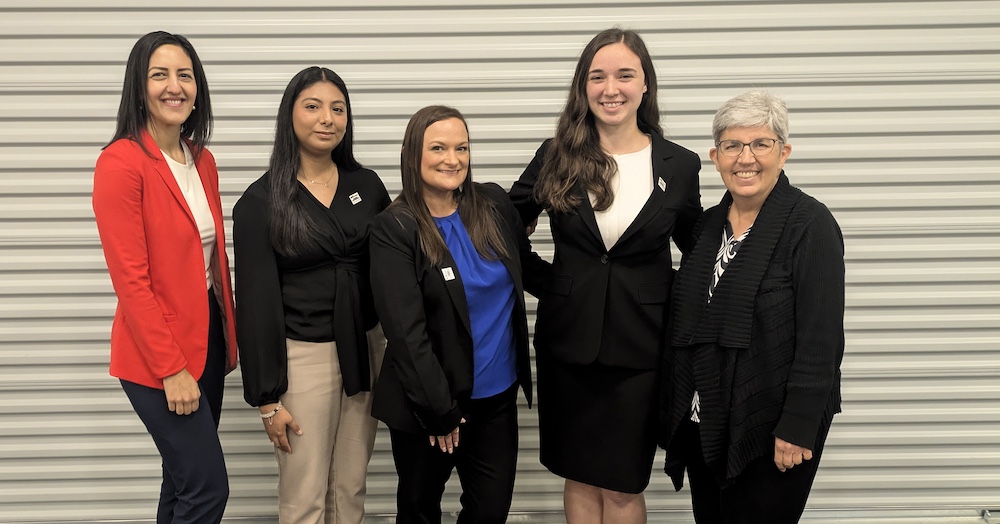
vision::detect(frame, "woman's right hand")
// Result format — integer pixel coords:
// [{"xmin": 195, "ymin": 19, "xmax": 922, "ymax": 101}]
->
[{"xmin": 260, "ymin": 403, "xmax": 302, "ymax": 453}]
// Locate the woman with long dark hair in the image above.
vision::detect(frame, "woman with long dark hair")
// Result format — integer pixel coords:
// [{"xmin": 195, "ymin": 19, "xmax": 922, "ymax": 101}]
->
[
  {"xmin": 370, "ymin": 105, "xmax": 537, "ymax": 523},
  {"xmin": 233, "ymin": 66, "xmax": 390, "ymax": 523},
  {"xmin": 92, "ymin": 31, "xmax": 237, "ymax": 523},
  {"xmin": 509, "ymin": 28, "xmax": 702, "ymax": 523}
]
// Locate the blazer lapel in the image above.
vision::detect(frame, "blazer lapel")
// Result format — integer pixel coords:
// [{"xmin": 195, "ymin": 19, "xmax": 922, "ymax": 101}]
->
[
  {"xmin": 571, "ymin": 185, "xmax": 604, "ymax": 247},
  {"xmin": 613, "ymin": 134, "xmax": 676, "ymax": 248},
  {"xmin": 192, "ymin": 142, "xmax": 224, "ymax": 237},
  {"xmin": 141, "ymin": 131, "xmax": 197, "ymax": 228},
  {"xmin": 436, "ymin": 251, "xmax": 473, "ymax": 338}
]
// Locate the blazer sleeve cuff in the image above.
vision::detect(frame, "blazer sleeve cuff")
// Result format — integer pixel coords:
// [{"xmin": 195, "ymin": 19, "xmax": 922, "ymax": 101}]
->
[{"xmin": 415, "ymin": 405, "xmax": 464, "ymax": 436}]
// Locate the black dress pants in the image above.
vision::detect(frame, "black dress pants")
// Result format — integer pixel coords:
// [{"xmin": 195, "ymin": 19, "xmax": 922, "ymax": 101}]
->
[
  {"xmin": 120, "ymin": 290, "xmax": 228, "ymax": 524},
  {"xmin": 677, "ymin": 418, "xmax": 828, "ymax": 524},
  {"xmin": 389, "ymin": 384, "xmax": 518, "ymax": 524}
]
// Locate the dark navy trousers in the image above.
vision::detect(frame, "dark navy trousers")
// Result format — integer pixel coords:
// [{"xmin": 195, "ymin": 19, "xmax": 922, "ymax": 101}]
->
[{"xmin": 121, "ymin": 290, "xmax": 228, "ymax": 524}]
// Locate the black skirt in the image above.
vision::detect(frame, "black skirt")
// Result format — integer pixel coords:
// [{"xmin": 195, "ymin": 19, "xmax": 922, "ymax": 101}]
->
[{"xmin": 535, "ymin": 352, "xmax": 660, "ymax": 494}]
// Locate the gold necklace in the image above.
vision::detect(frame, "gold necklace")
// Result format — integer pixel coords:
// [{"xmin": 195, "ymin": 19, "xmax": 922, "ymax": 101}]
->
[{"xmin": 301, "ymin": 169, "xmax": 336, "ymax": 188}]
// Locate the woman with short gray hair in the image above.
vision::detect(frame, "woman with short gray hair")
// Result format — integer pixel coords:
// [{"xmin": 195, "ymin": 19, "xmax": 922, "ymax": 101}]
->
[{"xmin": 660, "ymin": 89, "xmax": 845, "ymax": 523}]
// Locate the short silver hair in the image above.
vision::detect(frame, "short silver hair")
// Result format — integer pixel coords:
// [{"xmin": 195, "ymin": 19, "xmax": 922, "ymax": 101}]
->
[{"xmin": 712, "ymin": 89, "xmax": 789, "ymax": 143}]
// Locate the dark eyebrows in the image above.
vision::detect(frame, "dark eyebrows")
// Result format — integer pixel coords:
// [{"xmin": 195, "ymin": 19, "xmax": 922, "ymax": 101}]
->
[
  {"xmin": 299, "ymin": 97, "xmax": 346, "ymax": 105},
  {"xmin": 589, "ymin": 67, "xmax": 639, "ymax": 74},
  {"xmin": 148, "ymin": 66, "xmax": 193, "ymax": 73}
]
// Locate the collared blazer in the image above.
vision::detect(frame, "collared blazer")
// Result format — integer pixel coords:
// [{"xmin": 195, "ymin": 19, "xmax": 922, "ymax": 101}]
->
[
  {"xmin": 509, "ymin": 133, "xmax": 702, "ymax": 370},
  {"xmin": 93, "ymin": 130, "xmax": 238, "ymax": 389},
  {"xmin": 369, "ymin": 182, "xmax": 533, "ymax": 435}
]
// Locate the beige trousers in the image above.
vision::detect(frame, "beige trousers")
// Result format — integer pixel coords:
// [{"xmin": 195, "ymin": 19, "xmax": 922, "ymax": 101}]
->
[{"xmin": 276, "ymin": 325, "xmax": 386, "ymax": 524}]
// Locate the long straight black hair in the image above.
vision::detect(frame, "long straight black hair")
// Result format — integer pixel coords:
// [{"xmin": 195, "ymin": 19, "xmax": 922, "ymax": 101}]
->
[
  {"xmin": 106, "ymin": 31, "xmax": 213, "ymax": 160},
  {"xmin": 266, "ymin": 66, "xmax": 362, "ymax": 257},
  {"xmin": 389, "ymin": 105, "xmax": 508, "ymax": 266}
]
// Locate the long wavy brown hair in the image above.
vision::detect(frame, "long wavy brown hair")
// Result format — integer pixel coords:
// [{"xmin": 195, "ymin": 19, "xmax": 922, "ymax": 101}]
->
[
  {"xmin": 534, "ymin": 27, "xmax": 662, "ymax": 213},
  {"xmin": 389, "ymin": 105, "xmax": 509, "ymax": 266}
]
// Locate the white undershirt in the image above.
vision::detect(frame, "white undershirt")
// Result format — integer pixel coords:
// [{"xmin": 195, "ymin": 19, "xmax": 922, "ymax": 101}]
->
[
  {"xmin": 162, "ymin": 143, "xmax": 216, "ymax": 289},
  {"xmin": 590, "ymin": 142, "xmax": 653, "ymax": 250}
]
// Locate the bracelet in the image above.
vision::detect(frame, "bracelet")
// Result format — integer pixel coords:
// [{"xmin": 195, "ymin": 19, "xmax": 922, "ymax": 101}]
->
[{"xmin": 260, "ymin": 402, "xmax": 282, "ymax": 425}]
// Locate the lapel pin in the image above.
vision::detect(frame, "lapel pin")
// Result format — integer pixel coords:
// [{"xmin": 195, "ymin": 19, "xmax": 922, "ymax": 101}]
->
[
  {"xmin": 349, "ymin": 192, "xmax": 362, "ymax": 205},
  {"xmin": 657, "ymin": 177, "xmax": 667, "ymax": 192},
  {"xmin": 442, "ymin": 267, "xmax": 455, "ymax": 281}
]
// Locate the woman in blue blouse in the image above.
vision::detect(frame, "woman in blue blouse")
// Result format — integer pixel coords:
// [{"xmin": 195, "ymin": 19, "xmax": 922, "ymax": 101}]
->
[{"xmin": 369, "ymin": 105, "xmax": 539, "ymax": 523}]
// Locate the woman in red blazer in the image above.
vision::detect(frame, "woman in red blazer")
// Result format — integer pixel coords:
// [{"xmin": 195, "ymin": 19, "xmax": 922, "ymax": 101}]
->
[{"xmin": 92, "ymin": 31, "xmax": 237, "ymax": 524}]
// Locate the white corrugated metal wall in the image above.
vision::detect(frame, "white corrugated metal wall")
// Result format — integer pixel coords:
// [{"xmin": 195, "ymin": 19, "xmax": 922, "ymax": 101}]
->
[{"xmin": 0, "ymin": 0, "xmax": 998, "ymax": 521}]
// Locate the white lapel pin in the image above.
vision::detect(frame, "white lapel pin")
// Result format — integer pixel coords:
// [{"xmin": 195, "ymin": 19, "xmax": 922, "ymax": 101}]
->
[
  {"xmin": 442, "ymin": 267, "xmax": 455, "ymax": 281},
  {"xmin": 657, "ymin": 177, "xmax": 667, "ymax": 192},
  {"xmin": 349, "ymin": 192, "xmax": 362, "ymax": 205}
]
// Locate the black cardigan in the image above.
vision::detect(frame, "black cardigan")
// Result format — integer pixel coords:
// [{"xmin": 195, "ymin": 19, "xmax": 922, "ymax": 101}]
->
[{"xmin": 661, "ymin": 172, "xmax": 845, "ymax": 486}]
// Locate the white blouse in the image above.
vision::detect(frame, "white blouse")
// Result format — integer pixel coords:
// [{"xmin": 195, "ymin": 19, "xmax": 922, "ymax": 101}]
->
[
  {"xmin": 162, "ymin": 143, "xmax": 216, "ymax": 289},
  {"xmin": 590, "ymin": 142, "xmax": 653, "ymax": 251}
]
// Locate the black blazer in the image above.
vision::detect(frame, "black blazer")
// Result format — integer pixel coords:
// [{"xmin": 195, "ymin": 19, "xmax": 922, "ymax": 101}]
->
[
  {"xmin": 509, "ymin": 133, "xmax": 702, "ymax": 370},
  {"xmin": 369, "ymin": 182, "xmax": 534, "ymax": 435}
]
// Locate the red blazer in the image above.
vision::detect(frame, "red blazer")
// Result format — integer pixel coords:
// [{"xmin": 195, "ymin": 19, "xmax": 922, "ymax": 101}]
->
[{"xmin": 93, "ymin": 130, "xmax": 238, "ymax": 389}]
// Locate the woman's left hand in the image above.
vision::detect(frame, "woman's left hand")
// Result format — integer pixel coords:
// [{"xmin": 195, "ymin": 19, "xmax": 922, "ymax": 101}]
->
[
  {"xmin": 162, "ymin": 369, "xmax": 201, "ymax": 415},
  {"xmin": 774, "ymin": 437, "xmax": 813, "ymax": 472},
  {"xmin": 429, "ymin": 418, "xmax": 466, "ymax": 454}
]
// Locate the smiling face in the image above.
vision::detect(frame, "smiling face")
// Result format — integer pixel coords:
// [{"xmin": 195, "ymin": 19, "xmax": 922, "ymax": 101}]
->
[
  {"xmin": 710, "ymin": 125, "xmax": 792, "ymax": 207},
  {"xmin": 292, "ymin": 81, "xmax": 347, "ymax": 159},
  {"xmin": 419, "ymin": 117, "xmax": 469, "ymax": 205},
  {"xmin": 586, "ymin": 42, "xmax": 647, "ymax": 132},
  {"xmin": 144, "ymin": 44, "xmax": 196, "ymax": 135}
]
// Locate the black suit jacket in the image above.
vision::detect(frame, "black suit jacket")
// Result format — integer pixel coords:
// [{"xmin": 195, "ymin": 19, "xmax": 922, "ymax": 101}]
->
[
  {"xmin": 369, "ymin": 182, "xmax": 534, "ymax": 435},
  {"xmin": 509, "ymin": 133, "xmax": 702, "ymax": 369}
]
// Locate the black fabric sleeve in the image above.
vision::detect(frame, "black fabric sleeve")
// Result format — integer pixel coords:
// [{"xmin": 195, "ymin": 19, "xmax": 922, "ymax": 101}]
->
[
  {"xmin": 508, "ymin": 140, "xmax": 550, "ymax": 227},
  {"xmin": 232, "ymin": 186, "xmax": 288, "ymax": 407},
  {"xmin": 773, "ymin": 205, "xmax": 846, "ymax": 448},
  {"xmin": 671, "ymin": 151, "xmax": 704, "ymax": 256},
  {"xmin": 507, "ymin": 142, "xmax": 553, "ymax": 297},
  {"xmin": 486, "ymin": 183, "xmax": 547, "ymax": 299}
]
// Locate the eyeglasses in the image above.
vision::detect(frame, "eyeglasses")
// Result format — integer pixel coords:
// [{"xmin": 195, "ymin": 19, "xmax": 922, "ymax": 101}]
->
[{"xmin": 716, "ymin": 138, "xmax": 780, "ymax": 157}]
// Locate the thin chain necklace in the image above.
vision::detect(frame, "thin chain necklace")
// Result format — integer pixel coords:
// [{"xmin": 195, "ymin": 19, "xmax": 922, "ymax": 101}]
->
[{"xmin": 300, "ymin": 169, "xmax": 336, "ymax": 188}]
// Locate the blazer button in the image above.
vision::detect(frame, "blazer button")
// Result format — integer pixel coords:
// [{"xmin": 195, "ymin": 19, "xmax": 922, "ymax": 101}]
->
[{"xmin": 600, "ymin": 254, "xmax": 609, "ymax": 264}]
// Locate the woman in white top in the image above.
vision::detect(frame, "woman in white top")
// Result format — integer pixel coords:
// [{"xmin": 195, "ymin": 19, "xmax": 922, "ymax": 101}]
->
[
  {"xmin": 509, "ymin": 27, "xmax": 702, "ymax": 524},
  {"xmin": 92, "ymin": 31, "xmax": 238, "ymax": 524}
]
